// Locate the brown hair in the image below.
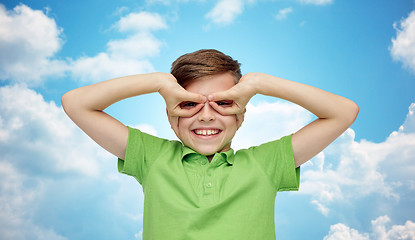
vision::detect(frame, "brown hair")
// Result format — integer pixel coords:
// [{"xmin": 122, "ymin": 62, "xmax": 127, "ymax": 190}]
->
[{"xmin": 171, "ymin": 49, "xmax": 242, "ymax": 87}]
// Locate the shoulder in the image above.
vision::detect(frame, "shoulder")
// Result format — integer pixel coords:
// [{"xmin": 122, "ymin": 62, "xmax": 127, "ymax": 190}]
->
[{"xmin": 235, "ymin": 135, "xmax": 299, "ymax": 191}]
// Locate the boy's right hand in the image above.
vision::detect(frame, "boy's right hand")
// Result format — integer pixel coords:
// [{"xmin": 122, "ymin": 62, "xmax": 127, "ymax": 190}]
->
[{"xmin": 158, "ymin": 74, "xmax": 207, "ymax": 117}]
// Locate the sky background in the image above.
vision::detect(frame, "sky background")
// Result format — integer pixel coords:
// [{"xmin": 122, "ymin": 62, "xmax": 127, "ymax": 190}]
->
[{"xmin": 0, "ymin": 0, "xmax": 414, "ymax": 239}]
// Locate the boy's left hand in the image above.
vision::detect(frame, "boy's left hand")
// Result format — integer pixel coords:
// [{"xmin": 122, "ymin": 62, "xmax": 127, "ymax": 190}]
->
[{"xmin": 208, "ymin": 73, "xmax": 258, "ymax": 115}]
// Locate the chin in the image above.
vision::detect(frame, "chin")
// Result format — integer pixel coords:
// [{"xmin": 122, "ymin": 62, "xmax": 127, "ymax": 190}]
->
[
  {"xmin": 193, "ymin": 144, "xmax": 230, "ymax": 156},
  {"xmin": 194, "ymin": 148, "xmax": 218, "ymax": 156}
]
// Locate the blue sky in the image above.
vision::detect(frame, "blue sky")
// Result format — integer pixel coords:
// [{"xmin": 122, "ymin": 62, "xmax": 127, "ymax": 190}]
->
[{"xmin": 0, "ymin": 0, "xmax": 414, "ymax": 239}]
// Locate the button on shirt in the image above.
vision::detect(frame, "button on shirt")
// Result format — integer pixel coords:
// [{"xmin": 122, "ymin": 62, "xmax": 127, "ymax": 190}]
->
[
  {"xmin": 182, "ymin": 151, "xmax": 233, "ymax": 207},
  {"xmin": 118, "ymin": 127, "xmax": 300, "ymax": 240}
]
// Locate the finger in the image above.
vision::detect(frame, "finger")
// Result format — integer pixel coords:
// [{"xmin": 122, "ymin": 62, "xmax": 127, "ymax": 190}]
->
[
  {"xmin": 170, "ymin": 102, "xmax": 204, "ymax": 117},
  {"xmin": 208, "ymin": 89, "xmax": 236, "ymax": 102},
  {"xmin": 208, "ymin": 101, "xmax": 241, "ymax": 115},
  {"xmin": 179, "ymin": 89, "xmax": 207, "ymax": 104}
]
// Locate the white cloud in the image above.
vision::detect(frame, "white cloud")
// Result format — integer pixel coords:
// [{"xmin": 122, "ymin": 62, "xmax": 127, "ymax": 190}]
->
[
  {"xmin": 275, "ymin": 7, "xmax": 293, "ymax": 20},
  {"xmin": 0, "ymin": 84, "xmax": 144, "ymax": 239},
  {"xmin": 324, "ymin": 222, "xmax": 369, "ymax": 240},
  {"xmin": 145, "ymin": 0, "xmax": 193, "ymax": 5},
  {"xmin": 395, "ymin": 103, "xmax": 415, "ymax": 134},
  {"xmin": 206, "ymin": 0, "xmax": 244, "ymax": 25},
  {"xmin": 298, "ymin": 0, "xmax": 333, "ymax": 5},
  {"xmin": 149, "ymin": 0, "xmax": 328, "ymax": 26},
  {"xmin": 0, "ymin": 4, "xmax": 67, "ymax": 85},
  {"xmin": 390, "ymin": 11, "xmax": 415, "ymax": 74},
  {"xmin": 116, "ymin": 12, "xmax": 167, "ymax": 32},
  {"xmin": 107, "ymin": 32, "xmax": 164, "ymax": 60},
  {"xmin": 0, "ymin": 84, "xmax": 107, "ymax": 176},
  {"xmin": 311, "ymin": 199, "xmax": 330, "ymax": 216},
  {"xmin": 324, "ymin": 215, "xmax": 415, "ymax": 240},
  {"xmin": 0, "ymin": 161, "xmax": 70, "ymax": 240},
  {"xmin": 113, "ymin": 6, "xmax": 130, "ymax": 17},
  {"xmin": 70, "ymin": 12, "xmax": 167, "ymax": 82},
  {"xmin": 70, "ymin": 53, "xmax": 155, "ymax": 82},
  {"xmin": 0, "ymin": 4, "xmax": 168, "ymax": 84},
  {"xmin": 300, "ymin": 129, "xmax": 396, "ymax": 208},
  {"xmin": 0, "ymin": 162, "xmax": 68, "ymax": 240},
  {"xmin": 298, "ymin": 103, "xmax": 415, "ymax": 215}
]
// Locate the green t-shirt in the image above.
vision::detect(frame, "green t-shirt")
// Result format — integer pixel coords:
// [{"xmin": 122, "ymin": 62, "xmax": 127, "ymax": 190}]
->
[{"xmin": 118, "ymin": 127, "xmax": 300, "ymax": 240}]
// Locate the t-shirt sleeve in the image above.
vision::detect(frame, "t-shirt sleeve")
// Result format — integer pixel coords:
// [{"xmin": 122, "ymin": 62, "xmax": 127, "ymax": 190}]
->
[
  {"xmin": 117, "ymin": 126, "xmax": 170, "ymax": 185},
  {"xmin": 250, "ymin": 134, "xmax": 300, "ymax": 192}
]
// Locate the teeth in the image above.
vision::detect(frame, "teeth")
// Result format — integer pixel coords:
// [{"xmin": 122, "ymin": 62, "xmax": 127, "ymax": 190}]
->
[{"xmin": 194, "ymin": 129, "xmax": 219, "ymax": 136}]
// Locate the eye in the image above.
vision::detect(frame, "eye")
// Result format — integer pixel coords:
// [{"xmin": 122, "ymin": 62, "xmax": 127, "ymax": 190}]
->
[
  {"xmin": 180, "ymin": 101, "xmax": 198, "ymax": 109},
  {"xmin": 216, "ymin": 100, "xmax": 233, "ymax": 107}
]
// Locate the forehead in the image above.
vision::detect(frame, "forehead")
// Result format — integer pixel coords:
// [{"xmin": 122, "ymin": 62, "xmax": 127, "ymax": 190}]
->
[{"xmin": 184, "ymin": 73, "xmax": 236, "ymax": 96}]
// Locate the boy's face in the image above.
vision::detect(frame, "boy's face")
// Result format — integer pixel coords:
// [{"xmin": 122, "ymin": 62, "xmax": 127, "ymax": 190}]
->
[{"xmin": 168, "ymin": 73, "xmax": 244, "ymax": 156}]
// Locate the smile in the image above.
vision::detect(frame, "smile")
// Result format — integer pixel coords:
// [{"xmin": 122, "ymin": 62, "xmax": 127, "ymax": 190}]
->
[{"xmin": 193, "ymin": 129, "xmax": 221, "ymax": 136}]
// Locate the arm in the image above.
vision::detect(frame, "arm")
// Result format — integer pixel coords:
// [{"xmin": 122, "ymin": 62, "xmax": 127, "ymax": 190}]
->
[
  {"xmin": 209, "ymin": 73, "xmax": 359, "ymax": 167},
  {"xmin": 61, "ymin": 72, "xmax": 205, "ymax": 159}
]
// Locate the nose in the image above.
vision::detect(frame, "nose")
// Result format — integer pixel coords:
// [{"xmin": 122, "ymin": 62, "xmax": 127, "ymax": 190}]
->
[{"xmin": 197, "ymin": 102, "xmax": 216, "ymax": 122}]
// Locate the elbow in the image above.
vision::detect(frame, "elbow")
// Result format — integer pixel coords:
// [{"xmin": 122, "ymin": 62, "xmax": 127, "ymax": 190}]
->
[
  {"xmin": 61, "ymin": 90, "xmax": 78, "ymax": 115},
  {"xmin": 61, "ymin": 91, "xmax": 72, "ymax": 111},
  {"xmin": 351, "ymin": 101, "xmax": 359, "ymax": 119},
  {"xmin": 61, "ymin": 91, "xmax": 69, "ymax": 109},
  {"xmin": 345, "ymin": 100, "xmax": 359, "ymax": 126}
]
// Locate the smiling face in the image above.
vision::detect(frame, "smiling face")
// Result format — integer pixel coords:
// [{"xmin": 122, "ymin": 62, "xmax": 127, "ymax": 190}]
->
[{"xmin": 168, "ymin": 73, "xmax": 243, "ymax": 156}]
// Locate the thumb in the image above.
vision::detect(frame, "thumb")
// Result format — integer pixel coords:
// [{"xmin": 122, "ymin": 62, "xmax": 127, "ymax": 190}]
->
[
  {"xmin": 209, "ymin": 101, "xmax": 241, "ymax": 115},
  {"xmin": 180, "ymin": 90, "xmax": 207, "ymax": 103}
]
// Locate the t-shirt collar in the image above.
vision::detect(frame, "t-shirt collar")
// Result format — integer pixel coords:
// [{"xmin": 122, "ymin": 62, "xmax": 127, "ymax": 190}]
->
[{"xmin": 181, "ymin": 146, "xmax": 235, "ymax": 165}]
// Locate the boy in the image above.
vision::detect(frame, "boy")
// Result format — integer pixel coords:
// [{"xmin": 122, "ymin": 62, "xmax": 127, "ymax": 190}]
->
[{"xmin": 62, "ymin": 49, "xmax": 359, "ymax": 239}]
